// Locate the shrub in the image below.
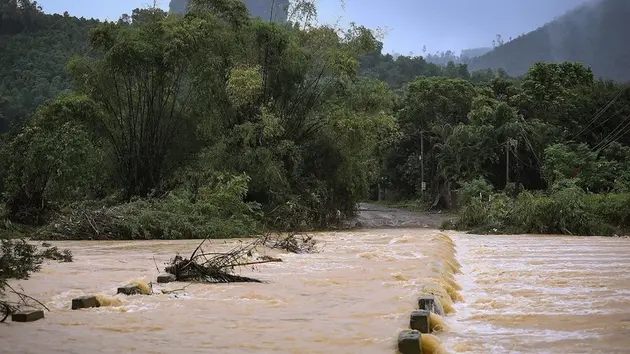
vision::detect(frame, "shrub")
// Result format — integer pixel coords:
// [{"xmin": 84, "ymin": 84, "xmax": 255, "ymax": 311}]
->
[
  {"xmin": 36, "ymin": 173, "xmax": 262, "ymax": 240},
  {"xmin": 458, "ymin": 177, "xmax": 494, "ymax": 206},
  {"xmin": 455, "ymin": 180, "xmax": 625, "ymax": 236}
]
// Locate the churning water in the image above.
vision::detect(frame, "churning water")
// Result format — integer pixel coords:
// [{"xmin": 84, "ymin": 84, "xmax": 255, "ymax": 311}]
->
[{"xmin": 2, "ymin": 230, "xmax": 630, "ymax": 354}]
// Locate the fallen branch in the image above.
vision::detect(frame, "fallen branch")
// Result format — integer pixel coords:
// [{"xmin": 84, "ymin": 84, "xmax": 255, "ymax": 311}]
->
[
  {"xmin": 1, "ymin": 302, "xmax": 9, "ymax": 323},
  {"xmin": 260, "ymin": 231, "xmax": 319, "ymax": 254},
  {"xmin": 164, "ymin": 238, "xmax": 270, "ymax": 283},
  {"xmin": 1, "ymin": 240, "xmax": 72, "ymax": 322},
  {"xmin": 0, "ymin": 282, "xmax": 51, "ymax": 323},
  {"xmin": 160, "ymin": 282, "xmax": 193, "ymax": 294}
]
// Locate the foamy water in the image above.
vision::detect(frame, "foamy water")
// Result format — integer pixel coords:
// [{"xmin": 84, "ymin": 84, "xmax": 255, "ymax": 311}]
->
[
  {"xmin": 443, "ymin": 234, "xmax": 630, "ymax": 354},
  {"xmin": 1, "ymin": 230, "xmax": 457, "ymax": 354},
  {"xmin": 3, "ymin": 231, "xmax": 630, "ymax": 353}
]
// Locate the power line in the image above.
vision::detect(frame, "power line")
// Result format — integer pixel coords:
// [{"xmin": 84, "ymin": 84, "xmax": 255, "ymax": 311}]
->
[
  {"xmin": 572, "ymin": 86, "xmax": 627, "ymax": 139},
  {"xmin": 580, "ymin": 103, "xmax": 630, "ymax": 139},
  {"xmin": 592, "ymin": 113, "xmax": 630, "ymax": 153}
]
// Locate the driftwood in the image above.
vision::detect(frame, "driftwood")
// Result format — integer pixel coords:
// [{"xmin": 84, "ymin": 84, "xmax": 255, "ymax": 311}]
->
[
  {"xmin": 260, "ymin": 231, "xmax": 319, "ymax": 254},
  {"xmin": 164, "ymin": 238, "xmax": 281, "ymax": 283}
]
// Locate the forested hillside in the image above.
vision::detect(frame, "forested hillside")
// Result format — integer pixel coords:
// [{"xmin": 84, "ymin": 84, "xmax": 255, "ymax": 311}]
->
[
  {"xmin": 2, "ymin": 0, "xmax": 630, "ymax": 239},
  {"xmin": 0, "ymin": 0, "xmax": 99, "ymax": 132},
  {"xmin": 468, "ymin": 0, "xmax": 630, "ymax": 82}
]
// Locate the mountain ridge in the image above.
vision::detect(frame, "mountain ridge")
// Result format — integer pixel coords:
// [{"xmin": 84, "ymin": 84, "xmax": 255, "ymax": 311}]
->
[{"xmin": 468, "ymin": 0, "xmax": 630, "ymax": 81}]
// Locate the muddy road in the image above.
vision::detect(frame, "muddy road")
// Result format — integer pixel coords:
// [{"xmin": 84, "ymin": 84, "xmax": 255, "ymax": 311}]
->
[{"xmin": 347, "ymin": 203, "xmax": 454, "ymax": 229}]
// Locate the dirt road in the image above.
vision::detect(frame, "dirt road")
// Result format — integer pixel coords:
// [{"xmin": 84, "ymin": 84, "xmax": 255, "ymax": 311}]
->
[{"xmin": 345, "ymin": 202, "xmax": 455, "ymax": 229}]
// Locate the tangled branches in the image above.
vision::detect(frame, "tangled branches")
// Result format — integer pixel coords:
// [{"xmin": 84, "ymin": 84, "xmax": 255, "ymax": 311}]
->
[
  {"xmin": 0, "ymin": 239, "xmax": 71, "ymax": 322},
  {"xmin": 163, "ymin": 239, "xmax": 281, "ymax": 283},
  {"xmin": 260, "ymin": 231, "xmax": 320, "ymax": 254},
  {"xmin": 36, "ymin": 207, "xmax": 130, "ymax": 240}
]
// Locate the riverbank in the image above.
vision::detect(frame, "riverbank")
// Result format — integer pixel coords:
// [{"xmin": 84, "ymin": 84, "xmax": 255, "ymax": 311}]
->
[{"xmin": 1, "ymin": 202, "xmax": 457, "ymax": 241}]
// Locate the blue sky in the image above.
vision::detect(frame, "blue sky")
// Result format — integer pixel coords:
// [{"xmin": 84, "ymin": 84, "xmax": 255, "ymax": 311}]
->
[{"xmin": 36, "ymin": 0, "xmax": 590, "ymax": 54}]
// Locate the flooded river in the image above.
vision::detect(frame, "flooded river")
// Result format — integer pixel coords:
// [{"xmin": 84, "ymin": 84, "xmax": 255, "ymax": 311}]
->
[
  {"xmin": 446, "ymin": 234, "xmax": 630, "ymax": 354},
  {"xmin": 2, "ymin": 229, "xmax": 630, "ymax": 354},
  {"xmin": 2, "ymin": 229, "xmax": 455, "ymax": 354}
]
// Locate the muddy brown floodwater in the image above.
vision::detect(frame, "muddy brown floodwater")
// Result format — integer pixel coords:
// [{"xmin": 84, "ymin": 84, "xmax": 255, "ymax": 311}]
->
[
  {"xmin": 1, "ymin": 229, "xmax": 457, "ymax": 354},
  {"xmin": 445, "ymin": 233, "xmax": 630, "ymax": 354},
  {"xmin": 2, "ymin": 228, "xmax": 630, "ymax": 354}
]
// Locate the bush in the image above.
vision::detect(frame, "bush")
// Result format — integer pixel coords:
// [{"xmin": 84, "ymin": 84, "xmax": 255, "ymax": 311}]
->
[
  {"xmin": 36, "ymin": 173, "xmax": 262, "ymax": 240},
  {"xmin": 455, "ymin": 180, "xmax": 625, "ymax": 236},
  {"xmin": 458, "ymin": 177, "xmax": 494, "ymax": 206}
]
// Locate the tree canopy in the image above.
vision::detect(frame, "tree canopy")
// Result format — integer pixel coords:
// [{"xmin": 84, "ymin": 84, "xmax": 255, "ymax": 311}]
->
[{"xmin": 2, "ymin": 0, "xmax": 630, "ymax": 238}]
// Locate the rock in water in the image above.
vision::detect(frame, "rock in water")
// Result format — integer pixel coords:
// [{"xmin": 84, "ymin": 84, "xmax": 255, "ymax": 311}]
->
[
  {"xmin": 72, "ymin": 296, "xmax": 100, "ymax": 310},
  {"xmin": 12, "ymin": 310, "xmax": 45, "ymax": 322},
  {"xmin": 157, "ymin": 273, "xmax": 176, "ymax": 284},
  {"xmin": 398, "ymin": 330, "xmax": 422, "ymax": 354}
]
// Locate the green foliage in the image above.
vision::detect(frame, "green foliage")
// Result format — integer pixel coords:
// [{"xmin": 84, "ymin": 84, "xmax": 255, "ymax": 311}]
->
[
  {"xmin": 454, "ymin": 181, "xmax": 627, "ymax": 236},
  {"xmin": 0, "ymin": 1, "xmax": 98, "ymax": 131},
  {"xmin": 0, "ymin": 240, "xmax": 41, "ymax": 287},
  {"xmin": 543, "ymin": 142, "xmax": 627, "ymax": 193},
  {"xmin": 67, "ymin": 9, "xmax": 210, "ymax": 198},
  {"xmin": 1, "ymin": 97, "xmax": 103, "ymax": 224},
  {"xmin": 37, "ymin": 173, "xmax": 261, "ymax": 240},
  {"xmin": 1, "ymin": 238, "xmax": 73, "ymax": 319},
  {"xmin": 3, "ymin": 0, "xmax": 630, "ymax": 238},
  {"xmin": 0, "ymin": 239, "xmax": 73, "ymax": 296},
  {"xmin": 459, "ymin": 177, "xmax": 494, "ymax": 206}
]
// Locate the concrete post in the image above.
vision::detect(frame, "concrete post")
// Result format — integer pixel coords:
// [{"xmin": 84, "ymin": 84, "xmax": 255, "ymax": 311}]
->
[
  {"xmin": 418, "ymin": 295, "xmax": 444, "ymax": 316},
  {"xmin": 72, "ymin": 296, "xmax": 100, "ymax": 310},
  {"xmin": 157, "ymin": 273, "xmax": 176, "ymax": 283},
  {"xmin": 398, "ymin": 329, "xmax": 422, "ymax": 354},
  {"xmin": 12, "ymin": 310, "xmax": 45, "ymax": 322},
  {"xmin": 117, "ymin": 284, "xmax": 141, "ymax": 295},
  {"xmin": 409, "ymin": 310, "xmax": 431, "ymax": 333}
]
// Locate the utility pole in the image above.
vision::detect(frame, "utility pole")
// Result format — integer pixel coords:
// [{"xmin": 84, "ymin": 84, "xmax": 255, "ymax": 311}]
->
[
  {"xmin": 505, "ymin": 138, "xmax": 510, "ymax": 187},
  {"xmin": 420, "ymin": 130, "xmax": 425, "ymax": 195},
  {"xmin": 506, "ymin": 138, "xmax": 517, "ymax": 188}
]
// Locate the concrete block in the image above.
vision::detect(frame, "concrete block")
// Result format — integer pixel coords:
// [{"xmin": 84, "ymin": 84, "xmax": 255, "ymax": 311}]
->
[
  {"xmin": 12, "ymin": 310, "xmax": 45, "ymax": 322},
  {"xmin": 418, "ymin": 295, "xmax": 444, "ymax": 316},
  {"xmin": 397, "ymin": 329, "xmax": 422, "ymax": 354},
  {"xmin": 409, "ymin": 310, "xmax": 431, "ymax": 333},
  {"xmin": 72, "ymin": 296, "xmax": 100, "ymax": 310},
  {"xmin": 117, "ymin": 284, "xmax": 141, "ymax": 295},
  {"xmin": 157, "ymin": 273, "xmax": 176, "ymax": 284}
]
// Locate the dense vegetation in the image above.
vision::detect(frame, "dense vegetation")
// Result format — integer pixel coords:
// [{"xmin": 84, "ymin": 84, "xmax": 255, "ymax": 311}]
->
[
  {"xmin": 0, "ymin": 0, "xmax": 98, "ymax": 132},
  {"xmin": 169, "ymin": 0, "xmax": 290, "ymax": 22},
  {"xmin": 2, "ymin": 0, "xmax": 630, "ymax": 238},
  {"xmin": 1, "ymin": 0, "xmax": 396, "ymax": 240}
]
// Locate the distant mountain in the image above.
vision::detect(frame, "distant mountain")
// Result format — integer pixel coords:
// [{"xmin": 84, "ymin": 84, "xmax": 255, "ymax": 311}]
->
[
  {"xmin": 0, "ymin": 2, "xmax": 97, "ymax": 132},
  {"xmin": 168, "ymin": 0, "xmax": 289, "ymax": 23},
  {"xmin": 468, "ymin": 0, "xmax": 630, "ymax": 82},
  {"xmin": 460, "ymin": 47, "xmax": 492, "ymax": 59}
]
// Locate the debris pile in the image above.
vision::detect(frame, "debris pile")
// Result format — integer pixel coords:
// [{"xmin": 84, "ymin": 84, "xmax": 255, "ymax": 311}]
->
[
  {"xmin": 260, "ymin": 232, "xmax": 319, "ymax": 254},
  {"xmin": 163, "ymin": 239, "xmax": 281, "ymax": 284}
]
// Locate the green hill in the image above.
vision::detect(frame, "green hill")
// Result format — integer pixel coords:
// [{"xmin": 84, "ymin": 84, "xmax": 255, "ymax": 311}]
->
[
  {"xmin": 0, "ymin": 1, "xmax": 99, "ymax": 131},
  {"xmin": 468, "ymin": 0, "xmax": 630, "ymax": 81}
]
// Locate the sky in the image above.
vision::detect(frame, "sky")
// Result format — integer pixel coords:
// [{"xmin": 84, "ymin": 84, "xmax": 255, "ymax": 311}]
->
[{"xmin": 36, "ymin": 0, "xmax": 591, "ymax": 55}]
